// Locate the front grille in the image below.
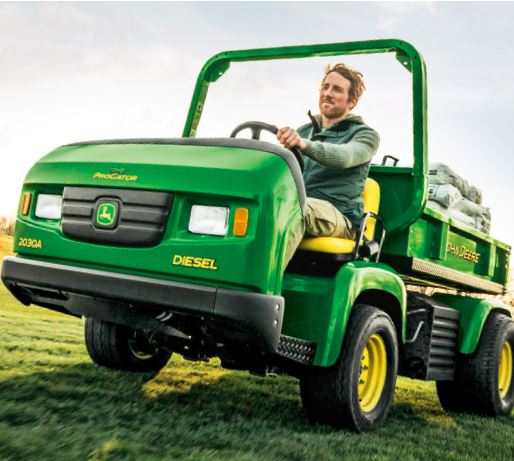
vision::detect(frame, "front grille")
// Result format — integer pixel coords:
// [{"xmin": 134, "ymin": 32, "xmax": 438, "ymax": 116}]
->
[{"xmin": 62, "ymin": 187, "xmax": 172, "ymax": 247}]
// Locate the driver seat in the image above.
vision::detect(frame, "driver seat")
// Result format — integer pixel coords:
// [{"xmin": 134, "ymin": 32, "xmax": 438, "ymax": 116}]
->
[{"xmin": 287, "ymin": 178, "xmax": 385, "ymax": 276}]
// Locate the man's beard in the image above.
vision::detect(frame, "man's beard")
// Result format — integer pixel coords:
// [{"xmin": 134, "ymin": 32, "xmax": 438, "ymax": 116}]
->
[{"xmin": 320, "ymin": 101, "xmax": 345, "ymax": 120}]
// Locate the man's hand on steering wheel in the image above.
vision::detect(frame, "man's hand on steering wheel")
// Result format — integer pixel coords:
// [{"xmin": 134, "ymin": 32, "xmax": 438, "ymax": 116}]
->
[
  {"xmin": 230, "ymin": 121, "xmax": 305, "ymax": 172},
  {"xmin": 276, "ymin": 127, "xmax": 306, "ymax": 151}
]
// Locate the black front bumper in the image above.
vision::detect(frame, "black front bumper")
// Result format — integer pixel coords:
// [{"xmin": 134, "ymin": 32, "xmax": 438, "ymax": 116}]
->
[{"xmin": 1, "ymin": 256, "xmax": 284, "ymax": 353}]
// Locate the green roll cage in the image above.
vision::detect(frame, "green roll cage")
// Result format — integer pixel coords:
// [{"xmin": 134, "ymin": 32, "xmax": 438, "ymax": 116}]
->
[{"xmin": 182, "ymin": 39, "xmax": 428, "ymax": 234}]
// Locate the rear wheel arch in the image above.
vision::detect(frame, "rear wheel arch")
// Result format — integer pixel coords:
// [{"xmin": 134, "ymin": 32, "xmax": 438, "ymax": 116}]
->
[
  {"xmin": 489, "ymin": 307, "xmax": 513, "ymax": 320},
  {"xmin": 468, "ymin": 307, "xmax": 512, "ymax": 355},
  {"xmin": 432, "ymin": 294, "xmax": 513, "ymax": 354},
  {"xmin": 436, "ymin": 311, "xmax": 514, "ymax": 416}
]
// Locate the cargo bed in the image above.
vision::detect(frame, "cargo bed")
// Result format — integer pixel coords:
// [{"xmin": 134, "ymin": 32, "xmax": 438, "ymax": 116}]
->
[
  {"xmin": 372, "ymin": 166, "xmax": 510, "ymax": 295},
  {"xmin": 381, "ymin": 197, "xmax": 510, "ymax": 294}
]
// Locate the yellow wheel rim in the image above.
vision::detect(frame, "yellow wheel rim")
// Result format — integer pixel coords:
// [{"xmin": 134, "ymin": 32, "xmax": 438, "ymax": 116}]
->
[
  {"xmin": 128, "ymin": 332, "xmax": 155, "ymax": 361},
  {"xmin": 358, "ymin": 333, "xmax": 388, "ymax": 413},
  {"xmin": 499, "ymin": 340, "xmax": 513, "ymax": 399}
]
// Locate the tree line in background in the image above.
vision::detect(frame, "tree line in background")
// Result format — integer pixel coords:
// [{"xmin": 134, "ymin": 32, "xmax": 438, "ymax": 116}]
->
[{"xmin": 0, "ymin": 216, "xmax": 15, "ymax": 236}]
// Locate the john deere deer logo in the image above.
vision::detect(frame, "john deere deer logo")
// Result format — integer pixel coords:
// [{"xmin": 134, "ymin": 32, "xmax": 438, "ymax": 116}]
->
[{"xmin": 95, "ymin": 201, "xmax": 118, "ymax": 228}]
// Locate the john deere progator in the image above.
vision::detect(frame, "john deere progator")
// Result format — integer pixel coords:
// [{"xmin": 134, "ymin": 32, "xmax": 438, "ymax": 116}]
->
[{"xmin": 2, "ymin": 39, "xmax": 512, "ymax": 432}]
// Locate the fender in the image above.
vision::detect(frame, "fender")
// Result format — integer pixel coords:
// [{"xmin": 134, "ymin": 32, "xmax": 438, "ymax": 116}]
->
[
  {"xmin": 432, "ymin": 294, "xmax": 514, "ymax": 354},
  {"xmin": 320, "ymin": 261, "xmax": 406, "ymax": 366},
  {"xmin": 282, "ymin": 261, "xmax": 406, "ymax": 367}
]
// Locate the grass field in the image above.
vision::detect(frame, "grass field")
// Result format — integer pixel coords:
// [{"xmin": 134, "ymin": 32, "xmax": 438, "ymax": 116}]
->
[{"xmin": 0, "ymin": 235, "xmax": 512, "ymax": 461}]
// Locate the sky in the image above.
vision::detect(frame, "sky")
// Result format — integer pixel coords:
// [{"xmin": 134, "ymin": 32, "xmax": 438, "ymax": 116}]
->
[{"xmin": 0, "ymin": 1, "xmax": 513, "ymax": 246}]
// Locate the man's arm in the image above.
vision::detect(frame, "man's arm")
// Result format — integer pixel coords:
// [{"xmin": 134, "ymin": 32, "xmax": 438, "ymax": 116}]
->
[
  {"xmin": 303, "ymin": 129, "xmax": 380, "ymax": 169},
  {"xmin": 277, "ymin": 126, "xmax": 380, "ymax": 169}
]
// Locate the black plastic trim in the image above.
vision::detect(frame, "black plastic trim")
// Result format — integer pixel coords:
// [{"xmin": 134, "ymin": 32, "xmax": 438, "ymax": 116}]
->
[
  {"xmin": 1, "ymin": 256, "xmax": 284, "ymax": 353},
  {"xmin": 400, "ymin": 293, "xmax": 459, "ymax": 381}
]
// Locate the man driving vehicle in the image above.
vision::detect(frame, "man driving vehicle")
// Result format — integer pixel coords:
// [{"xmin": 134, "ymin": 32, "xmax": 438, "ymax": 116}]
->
[{"xmin": 276, "ymin": 63, "xmax": 380, "ymax": 265}]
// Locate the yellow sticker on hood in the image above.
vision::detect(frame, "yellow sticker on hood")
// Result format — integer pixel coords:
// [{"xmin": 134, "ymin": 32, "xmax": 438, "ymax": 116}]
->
[{"xmin": 172, "ymin": 255, "xmax": 218, "ymax": 270}]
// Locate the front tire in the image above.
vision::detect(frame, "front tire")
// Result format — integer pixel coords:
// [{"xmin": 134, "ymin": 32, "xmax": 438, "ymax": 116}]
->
[
  {"xmin": 84, "ymin": 317, "xmax": 172, "ymax": 372},
  {"xmin": 437, "ymin": 312, "xmax": 514, "ymax": 416},
  {"xmin": 300, "ymin": 305, "xmax": 398, "ymax": 432}
]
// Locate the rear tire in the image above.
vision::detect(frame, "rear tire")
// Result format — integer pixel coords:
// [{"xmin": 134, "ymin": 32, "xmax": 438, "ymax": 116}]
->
[
  {"xmin": 84, "ymin": 317, "xmax": 172, "ymax": 372},
  {"xmin": 436, "ymin": 379, "xmax": 466, "ymax": 413},
  {"xmin": 300, "ymin": 305, "xmax": 398, "ymax": 432},
  {"xmin": 436, "ymin": 312, "xmax": 514, "ymax": 416}
]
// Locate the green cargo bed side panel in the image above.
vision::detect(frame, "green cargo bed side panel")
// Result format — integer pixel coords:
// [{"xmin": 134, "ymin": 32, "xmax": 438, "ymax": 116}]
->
[
  {"xmin": 432, "ymin": 294, "xmax": 514, "ymax": 354},
  {"xmin": 381, "ymin": 206, "xmax": 510, "ymax": 293},
  {"xmin": 282, "ymin": 262, "xmax": 406, "ymax": 367}
]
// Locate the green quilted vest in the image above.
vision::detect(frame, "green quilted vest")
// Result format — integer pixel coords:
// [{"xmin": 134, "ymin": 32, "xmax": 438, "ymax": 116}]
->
[{"xmin": 297, "ymin": 113, "xmax": 377, "ymax": 228}]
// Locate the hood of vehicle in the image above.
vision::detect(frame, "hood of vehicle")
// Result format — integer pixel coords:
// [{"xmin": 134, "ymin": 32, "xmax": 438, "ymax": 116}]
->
[{"xmin": 24, "ymin": 138, "xmax": 293, "ymax": 198}]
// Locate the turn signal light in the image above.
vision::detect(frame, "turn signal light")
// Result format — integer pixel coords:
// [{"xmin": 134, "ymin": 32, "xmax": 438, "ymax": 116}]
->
[
  {"xmin": 233, "ymin": 208, "xmax": 249, "ymax": 237},
  {"xmin": 21, "ymin": 192, "xmax": 31, "ymax": 216}
]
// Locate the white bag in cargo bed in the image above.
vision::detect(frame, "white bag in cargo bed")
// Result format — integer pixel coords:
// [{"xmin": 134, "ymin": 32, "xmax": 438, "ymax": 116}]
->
[
  {"xmin": 428, "ymin": 163, "xmax": 483, "ymax": 204},
  {"xmin": 428, "ymin": 184, "xmax": 462, "ymax": 208}
]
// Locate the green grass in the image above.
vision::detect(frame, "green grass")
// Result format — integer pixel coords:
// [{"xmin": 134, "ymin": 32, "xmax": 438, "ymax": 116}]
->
[{"xmin": 0, "ymin": 235, "xmax": 512, "ymax": 461}]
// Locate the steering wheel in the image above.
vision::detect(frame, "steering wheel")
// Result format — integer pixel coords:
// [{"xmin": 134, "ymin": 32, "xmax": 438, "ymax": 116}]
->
[{"xmin": 230, "ymin": 121, "xmax": 305, "ymax": 172}]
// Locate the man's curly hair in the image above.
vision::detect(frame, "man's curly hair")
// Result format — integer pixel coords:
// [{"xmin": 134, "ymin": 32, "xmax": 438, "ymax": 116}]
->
[{"xmin": 323, "ymin": 63, "xmax": 366, "ymax": 104}]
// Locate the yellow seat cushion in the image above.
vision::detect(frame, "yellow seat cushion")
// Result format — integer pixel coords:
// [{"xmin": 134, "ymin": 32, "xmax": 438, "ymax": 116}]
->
[
  {"xmin": 299, "ymin": 178, "xmax": 380, "ymax": 255},
  {"xmin": 299, "ymin": 237, "xmax": 356, "ymax": 254}
]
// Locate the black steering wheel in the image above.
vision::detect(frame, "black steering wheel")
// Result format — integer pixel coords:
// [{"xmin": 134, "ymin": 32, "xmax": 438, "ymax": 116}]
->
[{"xmin": 230, "ymin": 121, "xmax": 305, "ymax": 172}]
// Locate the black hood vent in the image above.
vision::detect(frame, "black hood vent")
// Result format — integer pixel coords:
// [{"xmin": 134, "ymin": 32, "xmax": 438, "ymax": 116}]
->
[{"xmin": 61, "ymin": 187, "xmax": 172, "ymax": 247}]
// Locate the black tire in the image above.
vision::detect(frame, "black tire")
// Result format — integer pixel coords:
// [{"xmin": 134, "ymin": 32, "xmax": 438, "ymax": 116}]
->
[
  {"xmin": 84, "ymin": 317, "xmax": 172, "ymax": 372},
  {"xmin": 300, "ymin": 305, "xmax": 398, "ymax": 432},
  {"xmin": 436, "ymin": 312, "xmax": 514, "ymax": 416},
  {"xmin": 436, "ymin": 379, "xmax": 467, "ymax": 413}
]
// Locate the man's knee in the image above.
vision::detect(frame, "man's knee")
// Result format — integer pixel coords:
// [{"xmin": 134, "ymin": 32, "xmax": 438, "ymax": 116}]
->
[
  {"xmin": 304, "ymin": 198, "xmax": 354, "ymax": 239},
  {"xmin": 333, "ymin": 211, "xmax": 356, "ymax": 239},
  {"xmin": 284, "ymin": 216, "xmax": 306, "ymax": 267}
]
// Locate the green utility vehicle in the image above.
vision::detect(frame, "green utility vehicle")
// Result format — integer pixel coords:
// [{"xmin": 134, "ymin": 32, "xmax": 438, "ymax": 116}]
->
[{"xmin": 2, "ymin": 39, "xmax": 513, "ymax": 432}]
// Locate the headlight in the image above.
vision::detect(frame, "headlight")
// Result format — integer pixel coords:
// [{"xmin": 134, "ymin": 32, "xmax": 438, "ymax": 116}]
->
[
  {"xmin": 188, "ymin": 205, "xmax": 229, "ymax": 236},
  {"xmin": 35, "ymin": 194, "xmax": 63, "ymax": 220}
]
